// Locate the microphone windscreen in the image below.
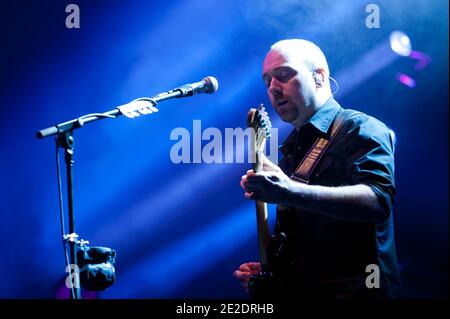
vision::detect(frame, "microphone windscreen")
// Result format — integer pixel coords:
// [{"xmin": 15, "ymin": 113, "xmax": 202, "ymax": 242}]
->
[{"xmin": 203, "ymin": 76, "xmax": 219, "ymax": 94}]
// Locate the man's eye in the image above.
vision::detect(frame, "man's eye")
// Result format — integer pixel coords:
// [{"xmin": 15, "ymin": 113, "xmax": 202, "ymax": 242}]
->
[
  {"xmin": 279, "ymin": 70, "xmax": 288, "ymax": 78},
  {"xmin": 276, "ymin": 70, "xmax": 292, "ymax": 82}
]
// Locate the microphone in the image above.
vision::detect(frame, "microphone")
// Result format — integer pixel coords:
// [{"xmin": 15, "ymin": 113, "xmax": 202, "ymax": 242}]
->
[
  {"xmin": 171, "ymin": 76, "xmax": 219, "ymax": 97},
  {"xmin": 117, "ymin": 76, "xmax": 218, "ymax": 118}
]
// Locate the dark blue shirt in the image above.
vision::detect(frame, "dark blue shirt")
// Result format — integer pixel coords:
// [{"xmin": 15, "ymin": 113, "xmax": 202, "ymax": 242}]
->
[{"xmin": 274, "ymin": 98, "xmax": 400, "ymax": 299}]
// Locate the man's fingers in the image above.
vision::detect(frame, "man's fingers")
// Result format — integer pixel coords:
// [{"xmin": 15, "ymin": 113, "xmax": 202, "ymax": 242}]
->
[
  {"xmin": 235, "ymin": 262, "xmax": 260, "ymax": 294},
  {"xmin": 246, "ymin": 262, "xmax": 261, "ymax": 271},
  {"xmin": 239, "ymin": 262, "xmax": 261, "ymax": 272},
  {"xmin": 242, "ymin": 173, "xmax": 257, "ymax": 199},
  {"xmin": 244, "ymin": 191, "xmax": 255, "ymax": 199},
  {"xmin": 246, "ymin": 173, "xmax": 262, "ymax": 184},
  {"xmin": 239, "ymin": 263, "xmax": 253, "ymax": 272},
  {"xmin": 233, "ymin": 270, "xmax": 252, "ymax": 281},
  {"xmin": 246, "ymin": 174, "xmax": 267, "ymax": 191}
]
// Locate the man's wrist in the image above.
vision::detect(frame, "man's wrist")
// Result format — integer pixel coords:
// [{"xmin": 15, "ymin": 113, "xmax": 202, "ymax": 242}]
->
[{"xmin": 283, "ymin": 179, "xmax": 307, "ymax": 208}]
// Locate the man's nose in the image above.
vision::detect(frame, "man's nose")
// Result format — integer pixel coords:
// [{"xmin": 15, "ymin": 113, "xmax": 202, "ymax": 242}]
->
[{"xmin": 269, "ymin": 80, "xmax": 282, "ymax": 97}]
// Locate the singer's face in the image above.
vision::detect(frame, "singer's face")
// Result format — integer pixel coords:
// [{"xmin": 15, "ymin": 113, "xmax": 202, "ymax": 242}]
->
[{"xmin": 262, "ymin": 49, "xmax": 316, "ymax": 127}]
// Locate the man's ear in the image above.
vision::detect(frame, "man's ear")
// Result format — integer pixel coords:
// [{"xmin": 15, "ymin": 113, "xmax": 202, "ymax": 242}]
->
[{"xmin": 314, "ymin": 68, "xmax": 326, "ymax": 87}]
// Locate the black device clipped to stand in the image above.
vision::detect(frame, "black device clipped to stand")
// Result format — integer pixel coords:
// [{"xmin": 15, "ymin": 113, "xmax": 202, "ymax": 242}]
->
[{"xmin": 55, "ymin": 130, "xmax": 116, "ymax": 299}]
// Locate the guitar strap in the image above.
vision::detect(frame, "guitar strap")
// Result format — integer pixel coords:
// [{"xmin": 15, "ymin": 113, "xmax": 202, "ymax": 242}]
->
[{"xmin": 290, "ymin": 109, "xmax": 362, "ymax": 184}]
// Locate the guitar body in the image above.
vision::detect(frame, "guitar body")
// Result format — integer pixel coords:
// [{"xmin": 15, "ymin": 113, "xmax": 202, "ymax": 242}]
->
[
  {"xmin": 248, "ymin": 272, "xmax": 278, "ymax": 299},
  {"xmin": 248, "ymin": 229, "xmax": 287, "ymax": 299}
]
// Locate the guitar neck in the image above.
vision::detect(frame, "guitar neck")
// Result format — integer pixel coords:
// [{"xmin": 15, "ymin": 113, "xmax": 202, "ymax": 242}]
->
[
  {"xmin": 253, "ymin": 151, "xmax": 271, "ymax": 272},
  {"xmin": 255, "ymin": 200, "xmax": 270, "ymax": 270}
]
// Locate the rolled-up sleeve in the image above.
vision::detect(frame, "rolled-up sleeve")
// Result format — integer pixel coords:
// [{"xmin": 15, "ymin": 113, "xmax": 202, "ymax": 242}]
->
[{"xmin": 343, "ymin": 115, "xmax": 396, "ymax": 221}]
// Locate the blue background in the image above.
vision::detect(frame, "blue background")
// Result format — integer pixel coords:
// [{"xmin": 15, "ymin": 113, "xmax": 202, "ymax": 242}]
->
[{"xmin": 0, "ymin": 0, "xmax": 447, "ymax": 298}]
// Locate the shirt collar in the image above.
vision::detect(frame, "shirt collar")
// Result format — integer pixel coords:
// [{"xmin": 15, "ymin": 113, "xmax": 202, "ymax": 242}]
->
[
  {"xmin": 305, "ymin": 97, "xmax": 341, "ymax": 135},
  {"xmin": 278, "ymin": 97, "xmax": 342, "ymax": 156}
]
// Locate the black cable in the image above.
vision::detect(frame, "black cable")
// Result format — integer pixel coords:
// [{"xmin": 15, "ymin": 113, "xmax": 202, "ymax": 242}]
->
[{"xmin": 56, "ymin": 137, "xmax": 75, "ymax": 299}]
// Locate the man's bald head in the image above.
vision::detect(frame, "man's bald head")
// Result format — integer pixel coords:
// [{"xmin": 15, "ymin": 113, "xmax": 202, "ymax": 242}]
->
[{"xmin": 269, "ymin": 39, "xmax": 330, "ymax": 79}]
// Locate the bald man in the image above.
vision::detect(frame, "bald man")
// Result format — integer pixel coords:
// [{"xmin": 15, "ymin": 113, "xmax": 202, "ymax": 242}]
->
[{"xmin": 235, "ymin": 39, "xmax": 400, "ymax": 299}]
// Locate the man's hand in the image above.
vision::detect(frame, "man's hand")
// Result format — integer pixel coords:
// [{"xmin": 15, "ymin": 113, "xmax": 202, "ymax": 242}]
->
[
  {"xmin": 240, "ymin": 154, "xmax": 294, "ymax": 205},
  {"xmin": 233, "ymin": 262, "xmax": 261, "ymax": 293}
]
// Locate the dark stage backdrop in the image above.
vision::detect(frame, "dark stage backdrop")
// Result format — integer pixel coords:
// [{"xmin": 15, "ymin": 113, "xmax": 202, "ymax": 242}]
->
[{"xmin": 0, "ymin": 0, "xmax": 447, "ymax": 298}]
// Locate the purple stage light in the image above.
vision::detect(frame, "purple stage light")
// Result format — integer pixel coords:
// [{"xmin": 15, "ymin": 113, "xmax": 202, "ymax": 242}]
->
[
  {"xmin": 410, "ymin": 50, "xmax": 432, "ymax": 70},
  {"xmin": 397, "ymin": 73, "xmax": 416, "ymax": 88}
]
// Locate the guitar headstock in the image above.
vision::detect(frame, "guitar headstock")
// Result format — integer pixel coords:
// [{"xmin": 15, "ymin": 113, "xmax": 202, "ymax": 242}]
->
[
  {"xmin": 247, "ymin": 105, "xmax": 271, "ymax": 171},
  {"xmin": 247, "ymin": 104, "xmax": 272, "ymax": 139}
]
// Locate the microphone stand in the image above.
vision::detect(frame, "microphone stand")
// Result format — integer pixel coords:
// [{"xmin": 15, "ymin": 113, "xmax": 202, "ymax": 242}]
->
[
  {"xmin": 37, "ymin": 88, "xmax": 185, "ymax": 300},
  {"xmin": 57, "ymin": 130, "xmax": 81, "ymax": 299}
]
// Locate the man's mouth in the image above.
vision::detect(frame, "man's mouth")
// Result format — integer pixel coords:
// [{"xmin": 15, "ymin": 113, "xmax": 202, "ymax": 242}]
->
[{"xmin": 277, "ymin": 100, "xmax": 288, "ymax": 107}]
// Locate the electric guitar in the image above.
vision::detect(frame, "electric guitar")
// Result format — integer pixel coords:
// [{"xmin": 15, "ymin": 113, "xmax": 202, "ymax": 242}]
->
[{"xmin": 246, "ymin": 105, "xmax": 280, "ymax": 298}]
